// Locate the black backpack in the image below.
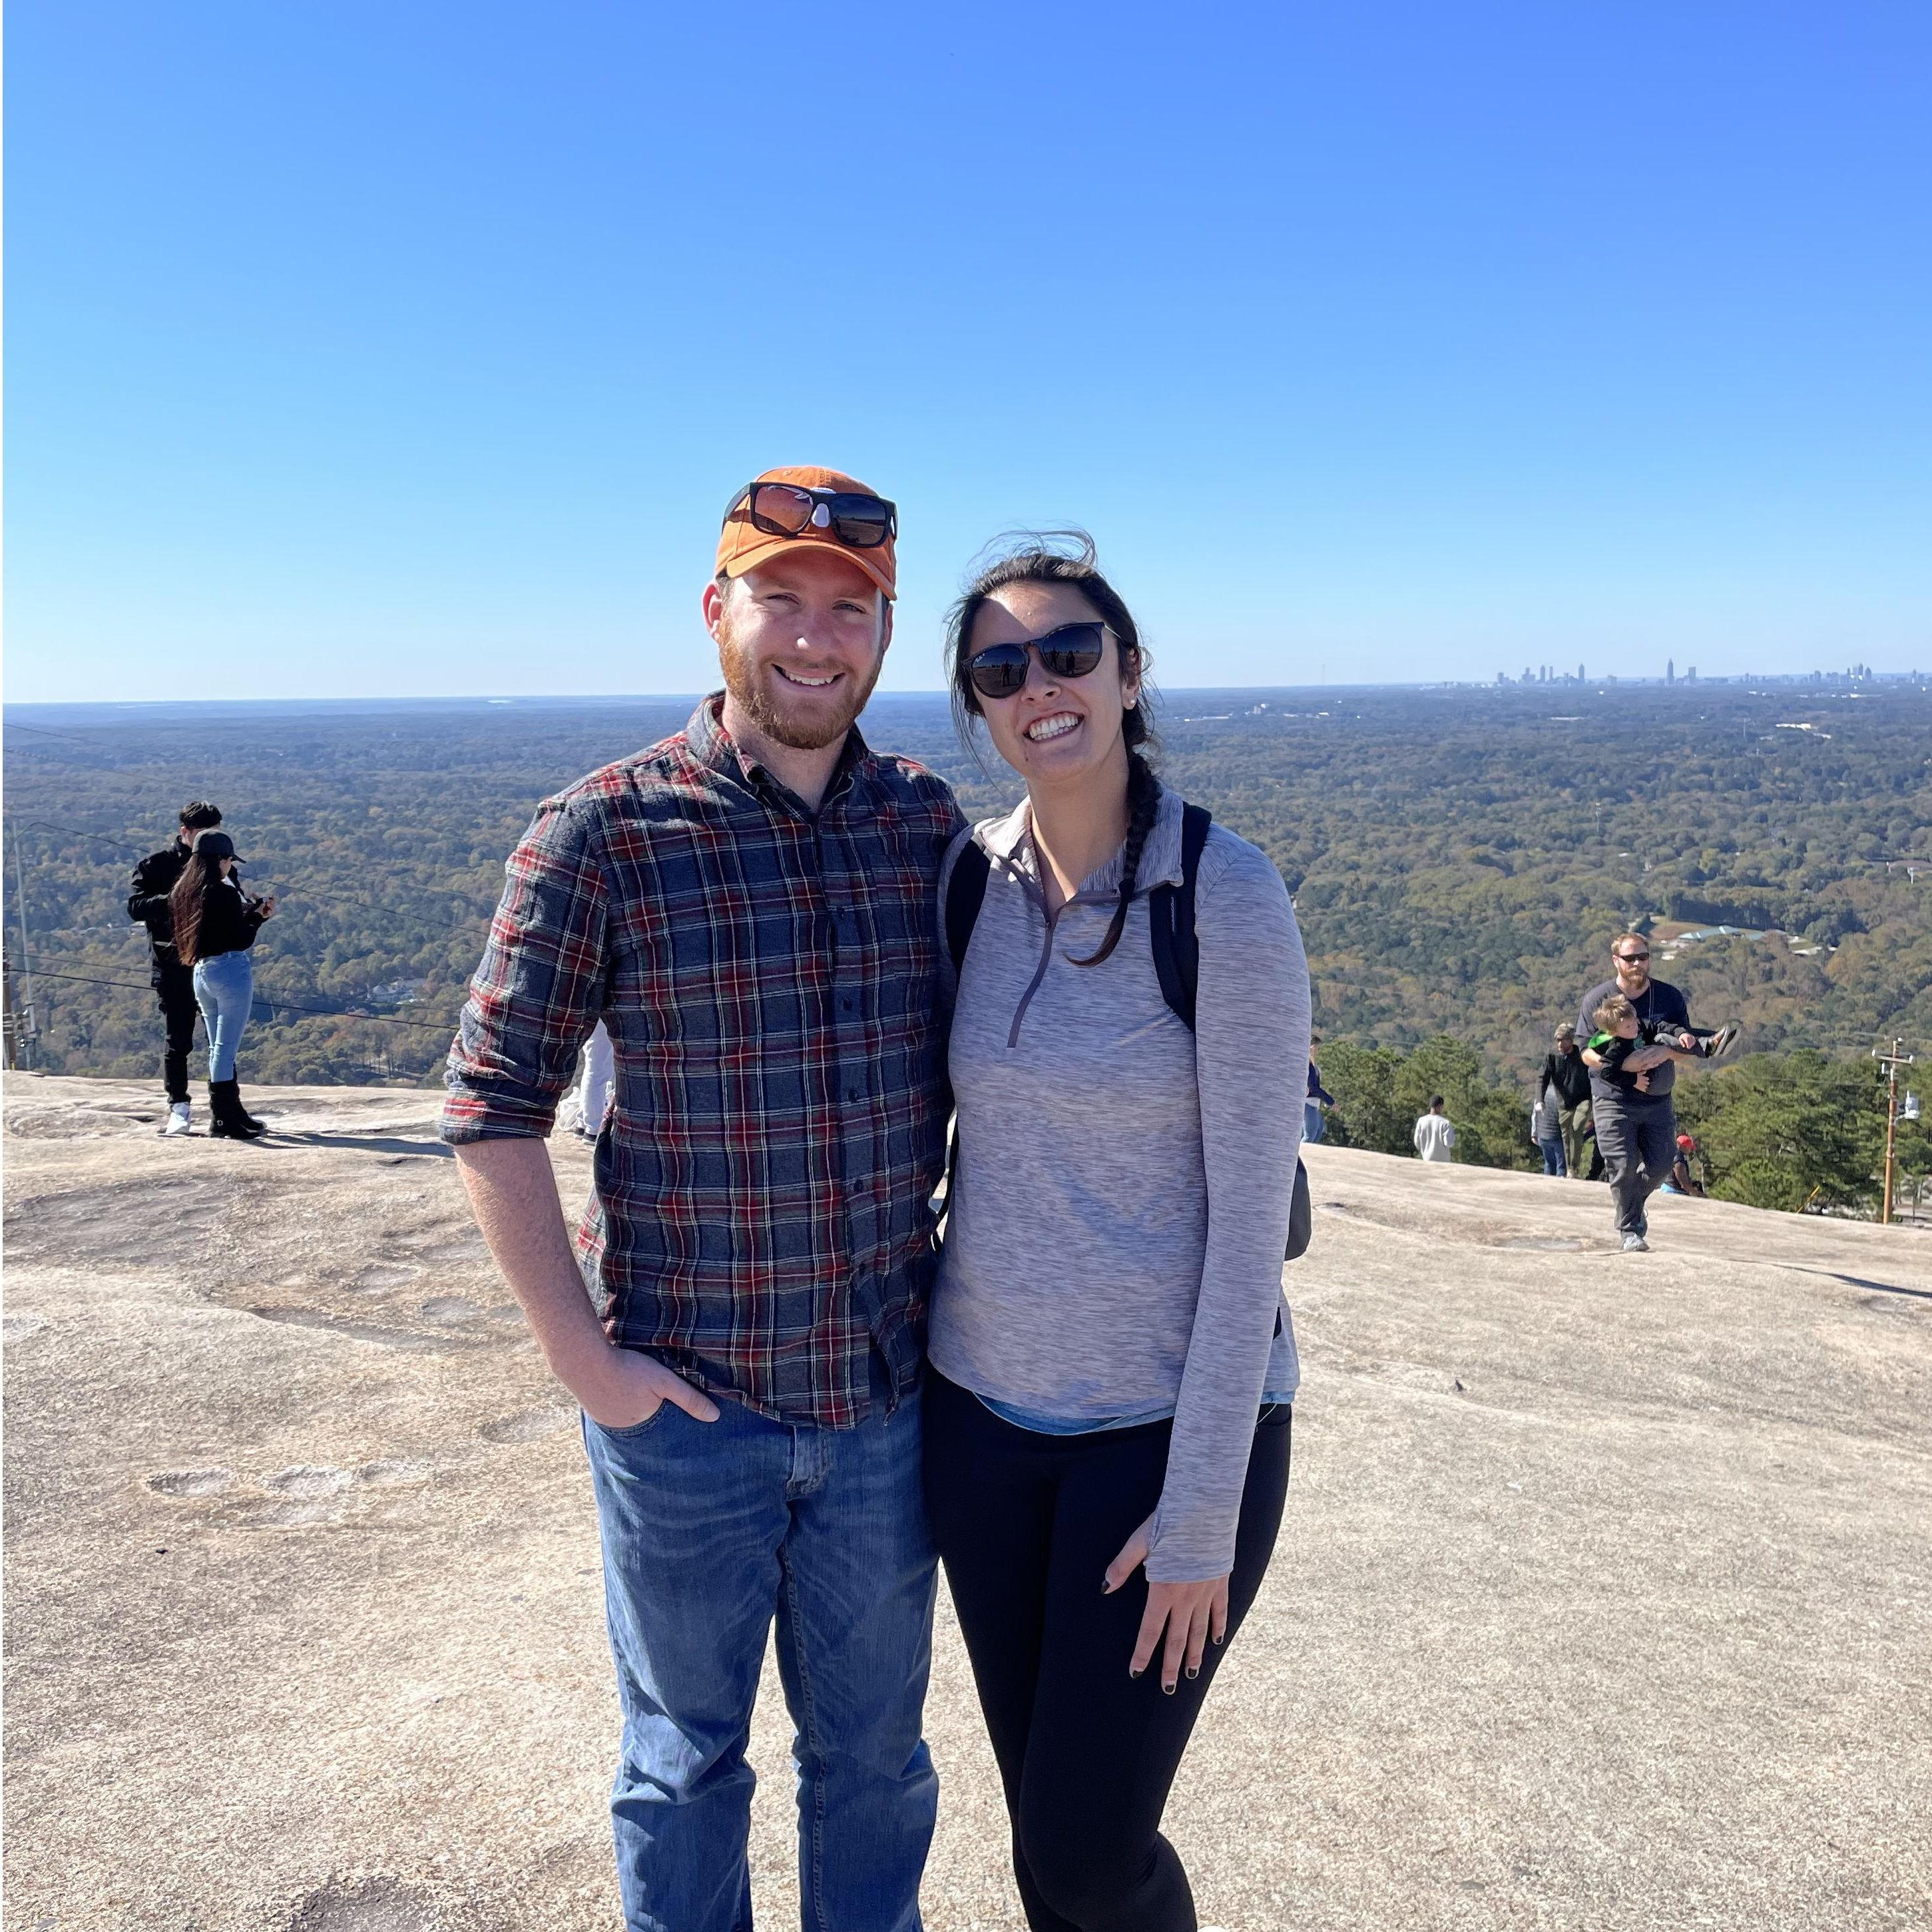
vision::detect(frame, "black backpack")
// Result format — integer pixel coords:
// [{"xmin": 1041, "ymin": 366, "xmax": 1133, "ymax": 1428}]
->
[{"xmin": 945, "ymin": 801, "xmax": 1314, "ymax": 1262}]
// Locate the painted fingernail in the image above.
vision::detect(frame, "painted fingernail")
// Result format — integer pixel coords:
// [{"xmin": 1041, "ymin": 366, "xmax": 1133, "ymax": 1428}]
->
[
  {"xmin": 1162, "ymin": 1681, "xmax": 1176, "ymax": 1696},
  {"xmin": 1129, "ymin": 1667, "xmax": 1142, "ymax": 1679},
  {"xmin": 1186, "ymin": 1666, "xmax": 1200, "ymax": 1679}
]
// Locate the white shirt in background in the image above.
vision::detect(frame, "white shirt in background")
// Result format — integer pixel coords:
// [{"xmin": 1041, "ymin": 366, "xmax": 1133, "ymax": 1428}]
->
[{"xmin": 1413, "ymin": 1112, "xmax": 1457, "ymax": 1162}]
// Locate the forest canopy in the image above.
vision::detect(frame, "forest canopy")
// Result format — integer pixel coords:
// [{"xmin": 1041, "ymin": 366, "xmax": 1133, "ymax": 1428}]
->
[{"xmin": 5, "ymin": 680, "xmax": 1927, "ymax": 1207}]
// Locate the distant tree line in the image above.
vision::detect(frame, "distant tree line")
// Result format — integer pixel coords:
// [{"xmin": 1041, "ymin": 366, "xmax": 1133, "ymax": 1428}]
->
[
  {"xmin": 5, "ymin": 682, "xmax": 1927, "ymax": 1218},
  {"xmin": 1314, "ymin": 1034, "xmax": 1928, "ymax": 1218}
]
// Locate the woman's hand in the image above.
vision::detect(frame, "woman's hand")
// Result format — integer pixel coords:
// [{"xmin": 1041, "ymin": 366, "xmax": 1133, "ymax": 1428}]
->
[
  {"xmin": 256, "ymin": 893, "xmax": 277, "ymax": 919},
  {"xmin": 1102, "ymin": 1512, "xmax": 1230, "ymax": 1692}
]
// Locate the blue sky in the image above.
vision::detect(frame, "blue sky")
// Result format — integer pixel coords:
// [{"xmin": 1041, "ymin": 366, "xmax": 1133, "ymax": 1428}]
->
[{"xmin": 8, "ymin": 1, "xmax": 1929, "ymax": 702}]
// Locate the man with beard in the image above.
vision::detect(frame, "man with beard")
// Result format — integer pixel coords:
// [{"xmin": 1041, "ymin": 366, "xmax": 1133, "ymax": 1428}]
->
[
  {"xmin": 1577, "ymin": 932, "xmax": 1721, "ymax": 1251},
  {"xmin": 444, "ymin": 468, "xmax": 963, "ymax": 1932}
]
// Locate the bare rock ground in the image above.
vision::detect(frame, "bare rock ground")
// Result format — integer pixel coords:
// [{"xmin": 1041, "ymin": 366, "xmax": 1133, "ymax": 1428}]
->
[{"xmin": 3, "ymin": 1072, "xmax": 1928, "ymax": 1931}]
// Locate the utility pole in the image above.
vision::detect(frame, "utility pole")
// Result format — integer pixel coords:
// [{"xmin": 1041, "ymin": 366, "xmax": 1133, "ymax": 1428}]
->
[
  {"xmin": 1873, "ymin": 1039, "xmax": 1915, "ymax": 1225},
  {"xmin": 3, "ymin": 949, "xmax": 18, "ymax": 1071}
]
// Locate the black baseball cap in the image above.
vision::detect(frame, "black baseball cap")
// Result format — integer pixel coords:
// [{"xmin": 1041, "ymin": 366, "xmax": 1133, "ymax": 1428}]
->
[{"xmin": 196, "ymin": 830, "xmax": 240, "ymax": 861}]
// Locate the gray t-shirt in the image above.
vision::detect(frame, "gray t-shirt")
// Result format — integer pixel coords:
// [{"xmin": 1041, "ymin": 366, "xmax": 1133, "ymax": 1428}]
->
[{"xmin": 931, "ymin": 785, "xmax": 1310, "ymax": 1582}]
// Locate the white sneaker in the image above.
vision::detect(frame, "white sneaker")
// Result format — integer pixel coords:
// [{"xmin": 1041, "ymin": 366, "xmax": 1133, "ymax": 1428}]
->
[
  {"xmin": 162, "ymin": 1102, "xmax": 192, "ymax": 1138},
  {"xmin": 1622, "ymin": 1233, "xmax": 1649, "ymax": 1252}
]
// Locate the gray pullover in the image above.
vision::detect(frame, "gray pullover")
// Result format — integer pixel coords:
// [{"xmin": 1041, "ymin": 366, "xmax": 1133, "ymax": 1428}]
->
[{"xmin": 931, "ymin": 784, "xmax": 1310, "ymax": 1582}]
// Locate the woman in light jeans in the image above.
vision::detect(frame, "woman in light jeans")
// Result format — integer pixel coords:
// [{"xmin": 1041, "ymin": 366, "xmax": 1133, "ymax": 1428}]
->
[{"xmin": 168, "ymin": 828, "xmax": 275, "ymax": 1138}]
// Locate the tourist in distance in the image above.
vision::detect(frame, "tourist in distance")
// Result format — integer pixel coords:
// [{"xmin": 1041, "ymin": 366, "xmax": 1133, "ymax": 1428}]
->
[
  {"xmin": 1539, "ymin": 1021, "xmax": 1594, "ymax": 1179},
  {"xmin": 1531, "ymin": 1087, "xmax": 1566, "ymax": 1174},
  {"xmin": 923, "ymin": 535, "xmax": 1308, "ymax": 1932},
  {"xmin": 565, "ymin": 1019, "xmax": 613, "ymax": 1142},
  {"xmin": 167, "ymin": 828, "xmax": 276, "ymax": 1138},
  {"xmin": 128, "ymin": 800, "xmax": 224, "ymax": 1136},
  {"xmin": 1305, "ymin": 1033, "xmax": 1335, "ymax": 1144},
  {"xmin": 443, "ymin": 467, "xmax": 962, "ymax": 1932},
  {"xmin": 1577, "ymin": 933, "xmax": 1736, "ymax": 1252},
  {"xmin": 1413, "ymin": 1093, "xmax": 1457, "ymax": 1162},
  {"xmin": 1663, "ymin": 1132, "xmax": 1708, "ymax": 1197}
]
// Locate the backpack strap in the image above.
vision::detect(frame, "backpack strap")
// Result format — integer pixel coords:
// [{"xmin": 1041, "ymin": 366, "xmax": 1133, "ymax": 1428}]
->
[
  {"xmin": 944, "ymin": 841, "xmax": 991, "ymax": 977},
  {"xmin": 1148, "ymin": 802, "xmax": 1213, "ymax": 1033}
]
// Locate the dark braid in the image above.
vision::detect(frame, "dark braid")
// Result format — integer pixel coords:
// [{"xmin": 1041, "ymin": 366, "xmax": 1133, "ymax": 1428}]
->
[{"xmin": 1068, "ymin": 750, "xmax": 1160, "ymax": 968}]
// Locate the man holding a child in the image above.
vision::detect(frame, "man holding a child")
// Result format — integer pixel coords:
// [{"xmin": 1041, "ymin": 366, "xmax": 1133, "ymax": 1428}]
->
[{"xmin": 1578, "ymin": 933, "xmax": 1735, "ymax": 1252}]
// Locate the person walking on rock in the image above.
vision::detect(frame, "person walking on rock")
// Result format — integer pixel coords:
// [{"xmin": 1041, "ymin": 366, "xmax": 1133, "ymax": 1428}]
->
[
  {"xmin": 1578, "ymin": 933, "xmax": 1700, "ymax": 1252},
  {"xmin": 1413, "ymin": 1094, "xmax": 1457, "ymax": 1162},
  {"xmin": 443, "ymin": 467, "xmax": 962, "ymax": 1932},
  {"xmin": 923, "ymin": 535, "xmax": 1308, "ymax": 1932},
  {"xmin": 128, "ymin": 800, "xmax": 224, "ymax": 1136},
  {"xmin": 168, "ymin": 829, "xmax": 276, "ymax": 1138},
  {"xmin": 1539, "ymin": 1021, "xmax": 1594, "ymax": 1180}
]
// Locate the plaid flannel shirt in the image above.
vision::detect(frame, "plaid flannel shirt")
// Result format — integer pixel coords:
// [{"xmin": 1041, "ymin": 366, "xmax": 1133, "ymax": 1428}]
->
[{"xmin": 442, "ymin": 696, "xmax": 964, "ymax": 1427}]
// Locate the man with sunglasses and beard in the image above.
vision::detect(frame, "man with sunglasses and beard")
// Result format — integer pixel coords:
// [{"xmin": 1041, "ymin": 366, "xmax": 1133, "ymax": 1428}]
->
[
  {"xmin": 1576, "ymin": 933, "xmax": 1733, "ymax": 1251},
  {"xmin": 444, "ymin": 467, "xmax": 963, "ymax": 1932}
]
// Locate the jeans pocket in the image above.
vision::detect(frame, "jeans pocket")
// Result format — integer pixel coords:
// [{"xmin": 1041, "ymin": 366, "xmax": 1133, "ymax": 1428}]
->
[{"xmin": 592, "ymin": 1398, "xmax": 676, "ymax": 1441}]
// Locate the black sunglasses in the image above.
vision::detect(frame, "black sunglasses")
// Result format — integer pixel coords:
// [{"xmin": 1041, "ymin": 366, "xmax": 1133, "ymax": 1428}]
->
[
  {"xmin": 1616, "ymin": 951, "xmax": 1650, "ymax": 963},
  {"xmin": 723, "ymin": 481, "xmax": 897, "ymax": 550},
  {"xmin": 967, "ymin": 622, "xmax": 1111, "ymax": 700}
]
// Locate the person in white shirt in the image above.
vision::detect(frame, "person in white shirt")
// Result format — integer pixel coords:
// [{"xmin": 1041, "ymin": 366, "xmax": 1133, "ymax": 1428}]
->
[
  {"xmin": 1413, "ymin": 1095, "xmax": 1457, "ymax": 1162},
  {"xmin": 569, "ymin": 1019, "xmax": 614, "ymax": 1142}
]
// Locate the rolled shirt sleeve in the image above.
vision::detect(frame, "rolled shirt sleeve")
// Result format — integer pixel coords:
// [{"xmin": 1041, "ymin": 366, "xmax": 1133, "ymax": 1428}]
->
[
  {"xmin": 1145, "ymin": 839, "xmax": 1310, "ymax": 1582},
  {"xmin": 441, "ymin": 797, "xmax": 610, "ymax": 1143}
]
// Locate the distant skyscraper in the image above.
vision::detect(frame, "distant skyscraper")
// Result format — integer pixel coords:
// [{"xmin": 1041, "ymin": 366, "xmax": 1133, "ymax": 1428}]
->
[
  {"xmin": 1666, "ymin": 658, "xmax": 1675, "ymax": 684},
  {"xmin": 1577, "ymin": 662, "xmax": 1585, "ymax": 682},
  {"xmin": 1686, "ymin": 666, "xmax": 1697, "ymax": 682}
]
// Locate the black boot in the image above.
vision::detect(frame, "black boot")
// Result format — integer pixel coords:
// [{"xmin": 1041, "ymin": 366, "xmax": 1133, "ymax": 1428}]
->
[{"xmin": 209, "ymin": 1079, "xmax": 267, "ymax": 1139}]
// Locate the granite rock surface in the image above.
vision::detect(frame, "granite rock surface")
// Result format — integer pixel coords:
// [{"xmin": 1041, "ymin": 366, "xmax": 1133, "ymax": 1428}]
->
[{"xmin": 4, "ymin": 1073, "xmax": 1928, "ymax": 1931}]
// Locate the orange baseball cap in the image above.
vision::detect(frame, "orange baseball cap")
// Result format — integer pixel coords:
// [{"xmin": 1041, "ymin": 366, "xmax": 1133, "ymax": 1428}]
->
[{"xmin": 716, "ymin": 465, "xmax": 897, "ymax": 601}]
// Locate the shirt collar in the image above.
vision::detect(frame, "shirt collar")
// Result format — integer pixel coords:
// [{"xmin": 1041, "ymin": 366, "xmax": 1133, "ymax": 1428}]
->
[
  {"xmin": 975, "ymin": 779, "xmax": 1188, "ymax": 897},
  {"xmin": 684, "ymin": 692, "xmax": 874, "ymax": 814}
]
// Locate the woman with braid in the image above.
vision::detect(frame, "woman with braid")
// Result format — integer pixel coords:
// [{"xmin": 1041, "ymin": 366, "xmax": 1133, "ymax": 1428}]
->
[{"xmin": 925, "ymin": 535, "xmax": 1310, "ymax": 1932}]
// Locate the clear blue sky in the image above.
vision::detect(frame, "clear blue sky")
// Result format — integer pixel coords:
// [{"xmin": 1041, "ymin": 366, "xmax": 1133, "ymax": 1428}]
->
[{"xmin": 9, "ymin": 1, "xmax": 1929, "ymax": 702}]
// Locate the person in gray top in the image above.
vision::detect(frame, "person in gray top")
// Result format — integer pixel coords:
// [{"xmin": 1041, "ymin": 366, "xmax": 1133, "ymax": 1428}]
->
[{"xmin": 922, "ymin": 535, "xmax": 1310, "ymax": 1932}]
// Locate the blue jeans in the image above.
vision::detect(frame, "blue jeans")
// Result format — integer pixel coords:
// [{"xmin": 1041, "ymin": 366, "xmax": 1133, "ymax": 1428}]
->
[
  {"xmin": 192, "ymin": 950, "xmax": 252, "ymax": 1081},
  {"xmin": 1303, "ymin": 1102, "xmax": 1326, "ymax": 1144},
  {"xmin": 1539, "ymin": 1136, "xmax": 1567, "ymax": 1176},
  {"xmin": 582, "ymin": 1373, "xmax": 939, "ymax": 1932}
]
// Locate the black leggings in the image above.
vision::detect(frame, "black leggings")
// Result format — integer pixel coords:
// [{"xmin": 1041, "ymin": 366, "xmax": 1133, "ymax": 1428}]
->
[{"xmin": 923, "ymin": 1367, "xmax": 1292, "ymax": 1932}]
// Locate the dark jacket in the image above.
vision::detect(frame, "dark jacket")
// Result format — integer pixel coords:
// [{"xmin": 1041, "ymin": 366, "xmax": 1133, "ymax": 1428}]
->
[
  {"xmin": 183, "ymin": 878, "xmax": 268, "ymax": 963},
  {"xmin": 128, "ymin": 842, "xmax": 194, "ymax": 969},
  {"xmin": 1538, "ymin": 1046, "xmax": 1592, "ymax": 1108}
]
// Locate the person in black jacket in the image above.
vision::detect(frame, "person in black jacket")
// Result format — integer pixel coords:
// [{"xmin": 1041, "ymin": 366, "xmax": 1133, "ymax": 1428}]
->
[
  {"xmin": 1537, "ymin": 1021, "xmax": 1595, "ymax": 1181},
  {"xmin": 169, "ymin": 830, "xmax": 276, "ymax": 1138},
  {"xmin": 128, "ymin": 802, "xmax": 224, "ymax": 1136}
]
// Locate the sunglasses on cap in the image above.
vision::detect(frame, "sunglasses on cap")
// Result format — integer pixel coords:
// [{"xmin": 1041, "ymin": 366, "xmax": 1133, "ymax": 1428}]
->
[
  {"xmin": 723, "ymin": 481, "xmax": 897, "ymax": 551},
  {"xmin": 967, "ymin": 622, "xmax": 1112, "ymax": 700}
]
